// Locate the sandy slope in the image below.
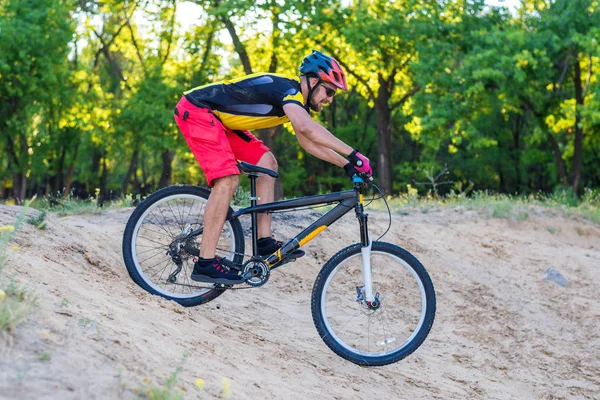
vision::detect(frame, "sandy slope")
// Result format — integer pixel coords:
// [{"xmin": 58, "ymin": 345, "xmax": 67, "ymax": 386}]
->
[{"xmin": 0, "ymin": 203, "xmax": 599, "ymax": 400}]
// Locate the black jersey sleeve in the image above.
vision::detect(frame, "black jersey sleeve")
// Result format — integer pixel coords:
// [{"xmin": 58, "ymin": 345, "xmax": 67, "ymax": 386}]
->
[{"xmin": 275, "ymin": 78, "xmax": 304, "ymax": 108}]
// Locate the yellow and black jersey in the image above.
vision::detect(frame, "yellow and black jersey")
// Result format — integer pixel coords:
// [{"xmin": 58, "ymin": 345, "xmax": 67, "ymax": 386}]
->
[{"xmin": 183, "ymin": 73, "xmax": 305, "ymax": 131}]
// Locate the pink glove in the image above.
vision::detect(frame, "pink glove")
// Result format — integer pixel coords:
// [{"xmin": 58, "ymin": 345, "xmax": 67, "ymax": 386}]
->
[{"xmin": 347, "ymin": 150, "xmax": 372, "ymax": 175}]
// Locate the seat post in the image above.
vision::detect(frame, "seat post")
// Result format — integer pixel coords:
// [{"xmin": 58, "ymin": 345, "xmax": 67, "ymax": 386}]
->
[{"xmin": 249, "ymin": 174, "xmax": 259, "ymax": 256}]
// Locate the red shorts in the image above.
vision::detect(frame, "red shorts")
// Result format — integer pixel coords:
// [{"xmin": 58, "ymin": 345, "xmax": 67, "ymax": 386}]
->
[{"xmin": 174, "ymin": 96, "xmax": 270, "ymax": 186}]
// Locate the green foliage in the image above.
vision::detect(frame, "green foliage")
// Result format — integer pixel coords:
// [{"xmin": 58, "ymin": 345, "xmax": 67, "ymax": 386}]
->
[
  {"xmin": 0, "ymin": 0, "xmax": 599, "ymax": 201},
  {"xmin": 0, "ymin": 0, "xmax": 76, "ymax": 200}
]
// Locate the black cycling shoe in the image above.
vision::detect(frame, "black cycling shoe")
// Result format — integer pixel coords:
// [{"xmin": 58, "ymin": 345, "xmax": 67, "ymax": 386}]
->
[
  {"xmin": 257, "ymin": 236, "xmax": 305, "ymax": 259},
  {"xmin": 191, "ymin": 256, "xmax": 245, "ymax": 285}
]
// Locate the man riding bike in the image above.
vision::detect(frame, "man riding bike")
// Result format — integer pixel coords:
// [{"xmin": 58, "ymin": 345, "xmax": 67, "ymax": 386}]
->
[{"xmin": 173, "ymin": 50, "xmax": 373, "ymax": 284}]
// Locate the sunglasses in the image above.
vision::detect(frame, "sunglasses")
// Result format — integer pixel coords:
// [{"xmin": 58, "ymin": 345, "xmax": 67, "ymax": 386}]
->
[{"xmin": 320, "ymin": 83, "xmax": 337, "ymax": 98}]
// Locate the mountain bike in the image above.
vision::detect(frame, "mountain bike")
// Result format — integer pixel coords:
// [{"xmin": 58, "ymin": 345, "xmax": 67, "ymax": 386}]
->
[{"xmin": 122, "ymin": 161, "xmax": 436, "ymax": 366}]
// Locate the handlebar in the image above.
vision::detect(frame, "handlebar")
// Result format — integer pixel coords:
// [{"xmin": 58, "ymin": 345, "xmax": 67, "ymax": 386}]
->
[{"xmin": 352, "ymin": 172, "xmax": 374, "ymax": 188}]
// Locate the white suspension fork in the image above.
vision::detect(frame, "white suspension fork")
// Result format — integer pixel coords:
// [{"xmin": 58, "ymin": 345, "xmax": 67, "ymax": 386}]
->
[{"xmin": 361, "ymin": 236, "xmax": 375, "ymax": 303}]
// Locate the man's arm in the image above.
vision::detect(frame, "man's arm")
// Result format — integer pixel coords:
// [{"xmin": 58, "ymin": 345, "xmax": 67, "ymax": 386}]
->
[
  {"xmin": 294, "ymin": 128, "xmax": 348, "ymax": 167},
  {"xmin": 283, "ymin": 103, "xmax": 354, "ymax": 157}
]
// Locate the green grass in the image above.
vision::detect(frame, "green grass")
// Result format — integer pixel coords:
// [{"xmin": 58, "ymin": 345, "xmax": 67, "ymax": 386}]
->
[
  {"xmin": 136, "ymin": 353, "xmax": 189, "ymax": 400},
  {"xmin": 0, "ymin": 199, "xmax": 39, "ymax": 336},
  {"xmin": 35, "ymin": 194, "xmax": 101, "ymax": 216},
  {"xmin": 367, "ymin": 187, "xmax": 600, "ymax": 223},
  {"xmin": 26, "ymin": 210, "xmax": 47, "ymax": 230},
  {"xmin": 26, "ymin": 191, "xmax": 143, "ymax": 216},
  {"xmin": 9, "ymin": 186, "xmax": 600, "ymax": 224},
  {"xmin": 0, "ymin": 279, "xmax": 38, "ymax": 334}
]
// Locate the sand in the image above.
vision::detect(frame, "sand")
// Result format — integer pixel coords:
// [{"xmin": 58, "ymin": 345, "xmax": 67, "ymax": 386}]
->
[{"xmin": 0, "ymin": 202, "xmax": 599, "ymax": 399}]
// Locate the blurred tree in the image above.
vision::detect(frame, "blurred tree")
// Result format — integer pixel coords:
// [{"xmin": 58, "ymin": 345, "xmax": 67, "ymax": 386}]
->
[
  {"xmin": 303, "ymin": 0, "xmax": 427, "ymax": 194},
  {"xmin": 521, "ymin": 0, "xmax": 600, "ymax": 193},
  {"xmin": 192, "ymin": 0, "xmax": 310, "ymax": 199},
  {"xmin": 0, "ymin": 0, "xmax": 76, "ymax": 202}
]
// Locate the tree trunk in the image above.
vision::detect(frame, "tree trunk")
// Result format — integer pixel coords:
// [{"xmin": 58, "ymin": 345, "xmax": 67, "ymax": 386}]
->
[
  {"xmin": 63, "ymin": 141, "xmax": 80, "ymax": 199},
  {"xmin": 122, "ymin": 147, "xmax": 139, "ymax": 195},
  {"xmin": 158, "ymin": 150, "xmax": 174, "ymax": 188},
  {"xmin": 547, "ymin": 132, "xmax": 568, "ymax": 186},
  {"xmin": 571, "ymin": 52, "xmax": 584, "ymax": 193},
  {"xmin": 375, "ymin": 75, "xmax": 392, "ymax": 194},
  {"xmin": 512, "ymin": 114, "xmax": 522, "ymax": 192},
  {"xmin": 12, "ymin": 172, "xmax": 27, "ymax": 204},
  {"xmin": 13, "ymin": 131, "xmax": 29, "ymax": 202},
  {"xmin": 90, "ymin": 147, "xmax": 103, "ymax": 193},
  {"xmin": 220, "ymin": 16, "xmax": 252, "ymax": 75},
  {"xmin": 98, "ymin": 155, "xmax": 108, "ymax": 207},
  {"xmin": 56, "ymin": 144, "xmax": 67, "ymax": 194},
  {"xmin": 141, "ymin": 155, "xmax": 149, "ymax": 195},
  {"xmin": 1, "ymin": 176, "xmax": 6, "ymax": 200}
]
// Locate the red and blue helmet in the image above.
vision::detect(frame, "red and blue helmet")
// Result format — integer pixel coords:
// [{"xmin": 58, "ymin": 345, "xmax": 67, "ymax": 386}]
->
[{"xmin": 299, "ymin": 50, "xmax": 348, "ymax": 91}]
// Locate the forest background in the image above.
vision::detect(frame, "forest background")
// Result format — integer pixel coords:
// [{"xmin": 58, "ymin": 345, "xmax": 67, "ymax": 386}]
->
[{"xmin": 1, "ymin": 0, "xmax": 599, "ymax": 204}]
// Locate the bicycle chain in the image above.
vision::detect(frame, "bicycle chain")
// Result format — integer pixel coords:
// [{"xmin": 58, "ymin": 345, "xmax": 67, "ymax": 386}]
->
[{"xmin": 170, "ymin": 281, "xmax": 257, "ymax": 291}]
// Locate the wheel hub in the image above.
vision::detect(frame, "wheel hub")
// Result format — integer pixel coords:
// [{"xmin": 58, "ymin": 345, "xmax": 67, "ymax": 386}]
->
[{"xmin": 356, "ymin": 286, "xmax": 381, "ymax": 311}]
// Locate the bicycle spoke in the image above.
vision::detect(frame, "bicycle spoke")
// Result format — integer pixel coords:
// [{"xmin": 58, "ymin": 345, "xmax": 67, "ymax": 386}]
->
[
  {"xmin": 148, "ymin": 258, "xmax": 172, "ymax": 279},
  {"xmin": 183, "ymin": 198, "xmax": 195, "ymax": 228},
  {"xmin": 323, "ymin": 308, "xmax": 364, "ymax": 340},
  {"xmin": 174, "ymin": 198, "xmax": 186, "ymax": 231},
  {"xmin": 139, "ymin": 224, "xmax": 174, "ymax": 239},
  {"xmin": 136, "ymin": 246, "xmax": 166, "ymax": 257},
  {"xmin": 139, "ymin": 250, "xmax": 168, "ymax": 265},
  {"xmin": 318, "ymin": 250, "xmax": 431, "ymax": 359},
  {"xmin": 147, "ymin": 209, "xmax": 176, "ymax": 239},
  {"xmin": 137, "ymin": 235, "xmax": 170, "ymax": 248},
  {"xmin": 165, "ymin": 200, "xmax": 183, "ymax": 232},
  {"xmin": 156, "ymin": 204, "xmax": 179, "ymax": 237},
  {"xmin": 130, "ymin": 190, "xmax": 242, "ymax": 300}
]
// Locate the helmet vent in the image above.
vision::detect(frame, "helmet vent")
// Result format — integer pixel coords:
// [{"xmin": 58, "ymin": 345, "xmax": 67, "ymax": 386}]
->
[{"xmin": 332, "ymin": 71, "xmax": 339, "ymax": 81}]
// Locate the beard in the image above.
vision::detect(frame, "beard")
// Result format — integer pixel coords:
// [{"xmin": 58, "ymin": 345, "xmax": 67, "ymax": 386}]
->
[{"xmin": 309, "ymin": 100, "xmax": 322, "ymax": 112}]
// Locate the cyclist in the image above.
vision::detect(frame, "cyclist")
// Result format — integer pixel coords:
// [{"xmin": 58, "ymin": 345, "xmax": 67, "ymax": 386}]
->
[{"xmin": 173, "ymin": 50, "xmax": 372, "ymax": 284}]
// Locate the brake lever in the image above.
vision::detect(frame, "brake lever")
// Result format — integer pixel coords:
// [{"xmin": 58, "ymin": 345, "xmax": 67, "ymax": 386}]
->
[{"xmin": 360, "ymin": 172, "xmax": 374, "ymax": 185}]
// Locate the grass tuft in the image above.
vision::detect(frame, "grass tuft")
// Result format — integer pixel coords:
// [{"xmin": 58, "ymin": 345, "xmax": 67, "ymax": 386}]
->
[
  {"xmin": 0, "ymin": 199, "xmax": 39, "ymax": 336},
  {"xmin": 372, "ymin": 187, "xmax": 600, "ymax": 224},
  {"xmin": 26, "ymin": 210, "xmax": 47, "ymax": 230},
  {"xmin": 139, "ymin": 353, "xmax": 189, "ymax": 400}
]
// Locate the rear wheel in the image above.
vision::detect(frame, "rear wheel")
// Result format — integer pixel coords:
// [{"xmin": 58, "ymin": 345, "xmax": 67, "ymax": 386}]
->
[
  {"xmin": 122, "ymin": 185, "xmax": 244, "ymax": 307},
  {"xmin": 311, "ymin": 242, "xmax": 435, "ymax": 366}
]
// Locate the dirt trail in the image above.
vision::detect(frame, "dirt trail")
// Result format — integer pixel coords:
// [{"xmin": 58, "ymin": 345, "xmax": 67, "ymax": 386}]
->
[{"xmin": 0, "ymin": 204, "xmax": 599, "ymax": 399}]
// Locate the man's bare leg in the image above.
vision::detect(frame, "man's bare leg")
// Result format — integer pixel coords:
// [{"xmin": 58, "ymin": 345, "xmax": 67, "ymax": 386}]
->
[
  {"xmin": 199, "ymin": 174, "xmax": 239, "ymax": 259},
  {"xmin": 255, "ymin": 151, "xmax": 277, "ymax": 239}
]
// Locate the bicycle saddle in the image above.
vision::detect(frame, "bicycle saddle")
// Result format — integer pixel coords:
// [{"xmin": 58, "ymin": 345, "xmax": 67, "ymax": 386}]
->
[{"xmin": 237, "ymin": 161, "xmax": 279, "ymax": 178}]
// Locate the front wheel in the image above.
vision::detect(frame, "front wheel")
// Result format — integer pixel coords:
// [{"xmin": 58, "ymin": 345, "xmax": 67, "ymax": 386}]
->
[{"xmin": 311, "ymin": 242, "xmax": 436, "ymax": 366}]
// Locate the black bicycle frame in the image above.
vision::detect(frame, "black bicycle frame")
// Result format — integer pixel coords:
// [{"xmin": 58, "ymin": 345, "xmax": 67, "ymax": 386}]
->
[{"xmin": 224, "ymin": 173, "xmax": 369, "ymax": 268}]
